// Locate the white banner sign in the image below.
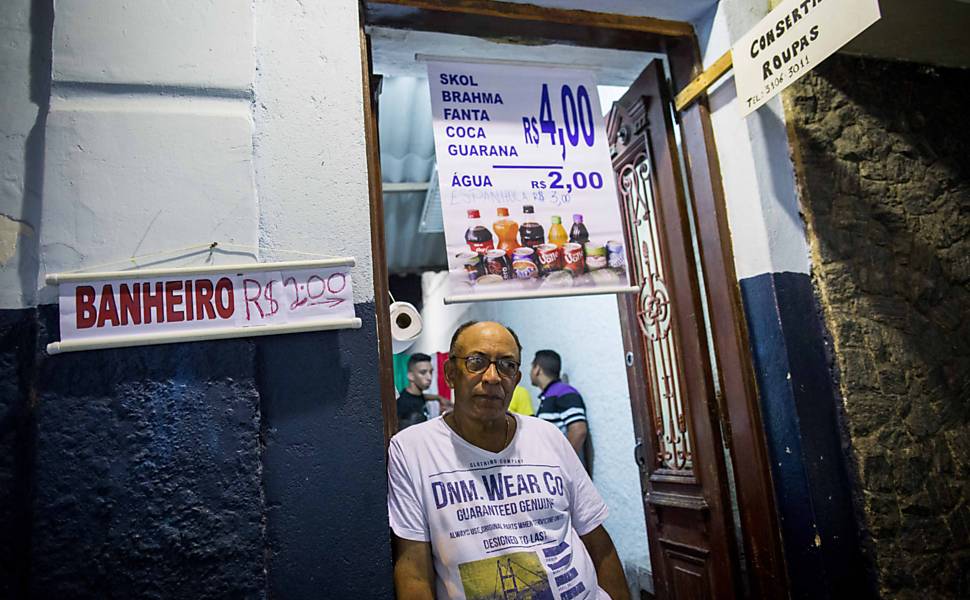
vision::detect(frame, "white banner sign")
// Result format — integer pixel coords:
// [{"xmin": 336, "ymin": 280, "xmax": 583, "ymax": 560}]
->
[
  {"xmin": 50, "ymin": 260, "xmax": 359, "ymax": 353},
  {"xmin": 426, "ymin": 59, "xmax": 634, "ymax": 304},
  {"xmin": 733, "ymin": 0, "xmax": 881, "ymax": 116}
]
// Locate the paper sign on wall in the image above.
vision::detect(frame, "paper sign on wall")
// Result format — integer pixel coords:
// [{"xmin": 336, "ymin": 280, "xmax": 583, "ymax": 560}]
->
[
  {"xmin": 733, "ymin": 0, "xmax": 881, "ymax": 116},
  {"xmin": 49, "ymin": 260, "xmax": 359, "ymax": 354},
  {"xmin": 426, "ymin": 59, "xmax": 634, "ymax": 304}
]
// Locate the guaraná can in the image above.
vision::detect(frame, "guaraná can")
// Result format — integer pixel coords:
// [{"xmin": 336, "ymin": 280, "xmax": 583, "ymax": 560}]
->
[
  {"xmin": 562, "ymin": 243, "xmax": 585, "ymax": 275},
  {"xmin": 511, "ymin": 247, "xmax": 539, "ymax": 279},
  {"xmin": 536, "ymin": 243, "xmax": 562, "ymax": 276}
]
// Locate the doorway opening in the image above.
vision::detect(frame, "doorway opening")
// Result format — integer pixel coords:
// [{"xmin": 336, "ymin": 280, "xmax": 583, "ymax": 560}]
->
[
  {"xmin": 361, "ymin": 3, "xmax": 787, "ymax": 598},
  {"xmin": 373, "ymin": 28, "xmax": 657, "ymax": 597}
]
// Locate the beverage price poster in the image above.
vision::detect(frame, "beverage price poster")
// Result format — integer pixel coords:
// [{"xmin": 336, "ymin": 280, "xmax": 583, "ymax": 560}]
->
[{"xmin": 426, "ymin": 58, "xmax": 636, "ymax": 304}]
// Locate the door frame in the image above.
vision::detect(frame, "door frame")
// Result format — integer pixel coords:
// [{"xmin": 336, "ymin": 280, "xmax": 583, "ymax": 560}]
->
[{"xmin": 358, "ymin": 1, "xmax": 788, "ymax": 596}]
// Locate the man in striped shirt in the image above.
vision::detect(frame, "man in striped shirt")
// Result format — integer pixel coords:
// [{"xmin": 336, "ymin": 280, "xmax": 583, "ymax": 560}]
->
[{"xmin": 531, "ymin": 349, "xmax": 589, "ymax": 470}]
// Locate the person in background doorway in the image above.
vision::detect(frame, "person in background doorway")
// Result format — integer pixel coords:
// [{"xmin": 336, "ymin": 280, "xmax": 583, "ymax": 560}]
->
[
  {"xmin": 397, "ymin": 353, "xmax": 441, "ymax": 429},
  {"xmin": 532, "ymin": 349, "xmax": 589, "ymax": 468},
  {"xmin": 388, "ymin": 320, "xmax": 629, "ymax": 600},
  {"xmin": 507, "ymin": 384, "xmax": 534, "ymax": 416}
]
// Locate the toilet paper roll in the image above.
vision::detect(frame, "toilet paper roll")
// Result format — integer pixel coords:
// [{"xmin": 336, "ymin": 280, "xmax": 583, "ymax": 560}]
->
[{"xmin": 390, "ymin": 301, "xmax": 423, "ymax": 354}]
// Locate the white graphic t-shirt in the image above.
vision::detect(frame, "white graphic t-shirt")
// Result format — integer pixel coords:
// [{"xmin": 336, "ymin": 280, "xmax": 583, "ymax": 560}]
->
[{"xmin": 388, "ymin": 414, "xmax": 610, "ymax": 600}]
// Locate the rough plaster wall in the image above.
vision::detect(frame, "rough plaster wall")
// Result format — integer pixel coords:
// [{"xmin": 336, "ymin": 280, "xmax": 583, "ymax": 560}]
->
[
  {"xmin": 787, "ymin": 55, "xmax": 970, "ymax": 599},
  {"xmin": 37, "ymin": 0, "xmax": 258, "ymax": 305},
  {"xmin": 463, "ymin": 295, "xmax": 652, "ymax": 581},
  {"xmin": 253, "ymin": 0, "xmax": 374, "ymax": 303},
  {"xmin": 0, "ymin": 0, "xmax": 44, "ymax": 309}
]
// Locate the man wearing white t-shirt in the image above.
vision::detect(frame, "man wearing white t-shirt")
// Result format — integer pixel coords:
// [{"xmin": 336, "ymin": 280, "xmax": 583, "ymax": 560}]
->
[{"xmin": 388, "ymin": 320, "xmax": 629, "ymax": 600}]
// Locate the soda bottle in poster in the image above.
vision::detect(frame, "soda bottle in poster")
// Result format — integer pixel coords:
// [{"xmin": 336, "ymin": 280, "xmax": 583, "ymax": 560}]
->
[
  {"xmin": 569, "ymin": 214, "xmax": 589, "ymax": 245},
  {"xmin": 548, "ymin": 216, "xmax": 568, "ymax": 248},
  {"xmin": 493, "ymin": 207, "xmax": 519, "ymax": 256},
  {"xmin": 519, "ymin": 205, "xmax": 545, "ymax": 249},
  {"xmin": 464, "ymin": 209, "xmax": 494, "ymax": 255}
]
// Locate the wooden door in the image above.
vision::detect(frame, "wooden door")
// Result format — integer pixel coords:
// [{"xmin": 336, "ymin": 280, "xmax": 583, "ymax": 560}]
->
[{"xmin": 609, "ymin": 60, "xmax": 740, "ymax": 599}]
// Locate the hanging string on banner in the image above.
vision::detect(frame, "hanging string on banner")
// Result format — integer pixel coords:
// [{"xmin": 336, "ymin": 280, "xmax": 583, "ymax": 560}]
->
[{"xmin": 47, "ymin": 241, "xmax": 350, "ymax": 281}]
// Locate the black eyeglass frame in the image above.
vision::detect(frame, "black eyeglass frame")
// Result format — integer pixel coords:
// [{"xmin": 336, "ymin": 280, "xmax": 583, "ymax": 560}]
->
[{"xmin": 450, "ymin": 354, "xmax": 521, "ymax": 378}]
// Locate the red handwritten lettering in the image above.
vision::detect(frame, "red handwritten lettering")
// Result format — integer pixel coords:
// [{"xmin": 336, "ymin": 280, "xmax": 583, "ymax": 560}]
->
[
  {"xmin": 307, "ymin": 275, "xmax": 326, "ymax": 299},
  {"xmin": 265, "ymin": 280, "xmax": 280, "ymax": 316},
  {"xmin": 327, "ymin": 272, "xmax": 347, "ymax": 294},
  {"xmin": 243, "ymin": 278, "xmax": 265, "ymax": 321},
  {"xmin": 284, "ymin": 277, "xmax": 307, "ymax": 310}
]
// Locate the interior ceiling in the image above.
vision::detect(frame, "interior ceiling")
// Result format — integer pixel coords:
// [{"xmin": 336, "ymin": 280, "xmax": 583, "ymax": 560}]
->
[
  {"xmin": 484, "ymin": 0, "xmax": 717, "ymax": 23},
  {"xmin": 370, "ymin": 27, "xmax": 661, "ymax": 83},
  {"xmin": 372, "ymin": 26, "xmax": 661, "ymax": 275}
]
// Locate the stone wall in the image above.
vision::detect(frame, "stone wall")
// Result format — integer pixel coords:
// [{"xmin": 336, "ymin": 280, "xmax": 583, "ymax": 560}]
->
[{"xmin": 786, "ymin": 55, "xmax": 970, "ymax": 599}]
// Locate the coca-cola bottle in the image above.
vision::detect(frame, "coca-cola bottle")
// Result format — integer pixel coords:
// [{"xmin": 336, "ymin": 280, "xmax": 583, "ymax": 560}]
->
[
  {"xmin": 519, "ymin": 205, "xmax": 545, "ymax": 249},
  {"xmin": 465, "ymin": 209, "xmax": 494, "ymax": 254}
]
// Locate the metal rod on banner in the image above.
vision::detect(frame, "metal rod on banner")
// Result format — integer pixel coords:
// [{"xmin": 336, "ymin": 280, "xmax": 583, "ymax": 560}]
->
[
  {"xmin": 46, "ymin": 257, "xmax": 357, "ymax": 284},
  {"xmin": 46, "ymin": 318, "xmax": 363, "ymax": 355},
  {"xmin": 443, "ymin": 285, "xmax": 639, "ymax": 305}
]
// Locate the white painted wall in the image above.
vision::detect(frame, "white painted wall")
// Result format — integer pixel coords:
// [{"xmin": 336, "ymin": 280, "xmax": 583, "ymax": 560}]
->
[
  {"xmin": 52, "ymin": 1, "xmax": 253, "ymax": 90},
  {"xmin": 37, "ymin": 0, "xmax": 258, "ymax": 305},
  {"xmin": 413, "ymin": 279, "xmax": 652, "ymax": 590},
  {"xmin": 694, "ymin": 0, "xmax": 812, "ymax": 280},
  {"xmin": 253, "ymin": 0, "xmax": 374, "ymax": 303},
  {"xmin": 28, "ymin": 0, "xmax": 374, "ymax": 307},
  {"xmin": 0, "ymin": 0, "xmax": 42, "ymax": 309}
]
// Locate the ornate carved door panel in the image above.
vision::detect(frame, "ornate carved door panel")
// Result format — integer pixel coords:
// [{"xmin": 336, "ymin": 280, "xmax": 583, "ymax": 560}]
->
[{"xmin": 609, "ymin": 60, "xmax": 740, "ymax": 599}]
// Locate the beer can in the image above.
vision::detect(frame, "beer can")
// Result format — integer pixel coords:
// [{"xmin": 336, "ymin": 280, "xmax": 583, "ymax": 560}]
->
[
  {"xmin": 485, "ymin": 249, "xmax": 512, "ymax": 280},
  {"xmin": 511, "ymin": 247, "xmax": 539, "ymax": 279},
  {"xmin": 536, "ymin": 243, "xmax": 562, "ymax": 275},
  {"xmin": 585, "ymin": 242, "xmax": 608, "ymax": 271},
  {"xmin": 562, "ymin": 243, "xmax": 585, "ymax": 275},
  {"xmin": 456, "ymin": 250, "xmax": 484, "ymax": 282},
  {"xmin": 606, "ymin": 240, "xmax": 625, "ymax": 268}
]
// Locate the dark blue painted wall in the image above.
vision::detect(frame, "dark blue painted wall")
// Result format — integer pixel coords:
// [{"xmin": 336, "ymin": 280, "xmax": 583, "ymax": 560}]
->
[
  {"xmin": 0, "ymin": 303, "xmax": 394, "ymax": 599},
  {"xmin": 30, "ymin": 305, "xmax": 267, "ymax": 598},
  {"xmin": 740, "ymin": 272, "xmax": 874, "ymax": 599},
  {"xmin": 0, "ymin": 309, "xmax": 37, "ymax": 599},
  {"xmin": 259, "ymin": 301, "xmax": 394, "ymax": 599}
]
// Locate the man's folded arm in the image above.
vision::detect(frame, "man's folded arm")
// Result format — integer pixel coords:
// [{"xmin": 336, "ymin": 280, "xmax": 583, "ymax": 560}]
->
[{"xmin": 393, "ymin": 535, "xmax": 435, "ymax": 600}]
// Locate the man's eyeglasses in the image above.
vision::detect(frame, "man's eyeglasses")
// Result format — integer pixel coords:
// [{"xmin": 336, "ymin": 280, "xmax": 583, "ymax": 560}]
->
[{"xmin": 451, "ymin": 354, "xmax": 520, "ymax": 378}]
